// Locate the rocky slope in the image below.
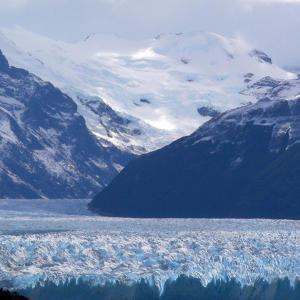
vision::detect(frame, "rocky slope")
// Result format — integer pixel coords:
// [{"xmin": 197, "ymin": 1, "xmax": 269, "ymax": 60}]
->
[
  {"xmin": 90, "ymin": 96, "xmax": 300, "ymax": 219},
  {"xmin": 0, "ymin": 50, "xmax": 132, "ymax": 199}
]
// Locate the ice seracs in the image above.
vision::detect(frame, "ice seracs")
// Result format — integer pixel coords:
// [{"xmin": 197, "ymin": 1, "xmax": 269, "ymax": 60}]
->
[{"xmin": 0, "ymin": 207, "xmax": 300, "ymax": 293}]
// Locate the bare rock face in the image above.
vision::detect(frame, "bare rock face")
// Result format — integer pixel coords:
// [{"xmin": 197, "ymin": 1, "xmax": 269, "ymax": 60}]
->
[
  {"xmin": 197, "ymin": 106, "xmax": 220, "ymax": 118},
  {"xmin": 249, "ymin": 49, "xmax": 272, "ymax": 64}
]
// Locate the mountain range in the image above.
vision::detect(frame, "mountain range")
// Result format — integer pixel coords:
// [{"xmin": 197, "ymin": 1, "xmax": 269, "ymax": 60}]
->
[{"xmin": 0, "ymin": 26, "xmax": 300, "ymax": 202}]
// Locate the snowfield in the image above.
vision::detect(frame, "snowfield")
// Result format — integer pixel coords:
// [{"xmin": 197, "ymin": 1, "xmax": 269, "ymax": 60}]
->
[
  {"xmin": 0, "ymin": 27, "xmax": 297, "ymax": 153},
  {"xmin": 0, "ymin": 200, "xmax": 300, "ymax": 292}
]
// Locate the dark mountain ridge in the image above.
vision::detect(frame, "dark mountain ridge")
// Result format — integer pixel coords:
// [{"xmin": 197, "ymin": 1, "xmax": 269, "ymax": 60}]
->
[{"xmin": 90, "ymin": 97, "xmax": 300, "ymax": 219}]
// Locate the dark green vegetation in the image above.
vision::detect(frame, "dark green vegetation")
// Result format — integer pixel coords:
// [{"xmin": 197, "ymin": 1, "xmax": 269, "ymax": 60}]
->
[
  {"xmin": 0, "ymin": 289, "xmax": 28, "ymax": 300},
  {"xmin": 18, "ymin": 277, "xmax": 300, "ymax": 300},
  {"xmin": 90, "ymin": 98, "xmax": 300, "ymax": 218}
]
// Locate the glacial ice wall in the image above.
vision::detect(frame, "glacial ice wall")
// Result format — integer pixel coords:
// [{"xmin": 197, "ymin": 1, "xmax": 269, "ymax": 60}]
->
[
  {"xmin": 1, "ymin": 221, "xmax": 300, "ymax": 291},
  {"xmin": 0, "ymin": 200, "xmax": 300, "ymax": 294},
  {"xmin": 19, "ymin": 277, "xmax": 300, "ymax": 300}
]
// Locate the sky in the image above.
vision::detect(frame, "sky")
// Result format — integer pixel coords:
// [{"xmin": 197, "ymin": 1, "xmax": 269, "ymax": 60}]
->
[{"xmin": 0, "ymin": 0, "xmax": 299, "ymax": 69}]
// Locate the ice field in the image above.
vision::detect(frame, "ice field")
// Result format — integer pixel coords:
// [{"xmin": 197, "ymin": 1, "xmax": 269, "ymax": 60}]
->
[{"xmin": 0, "ymin": 199, "xmax": 300, "ymax": 299}]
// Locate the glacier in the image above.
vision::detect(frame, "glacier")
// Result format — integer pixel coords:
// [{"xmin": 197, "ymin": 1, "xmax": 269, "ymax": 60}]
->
[
  {"xmin": 0, "ymin": 199, "xmax": 300, "ymax": 299},
  {"xmin": 0, "ymin": 27, "xmax": 298, "ymax": 154}
]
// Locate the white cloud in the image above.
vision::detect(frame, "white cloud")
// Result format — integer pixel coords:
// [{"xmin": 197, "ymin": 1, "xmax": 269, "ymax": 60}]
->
[
  {"xmin": 0, "ymin": 0, "xmax": 29, "ymax": 11},
  {"xmin": 243, "ymin": 0, "xmax": 300, "ymax": 9},
  {"xmin": 0, "ymin": 0, "xmax": 299, "ymax": 68},
  {"xmin": 250, "ymin": 0, "xmax": 300, "ymax": 2}
]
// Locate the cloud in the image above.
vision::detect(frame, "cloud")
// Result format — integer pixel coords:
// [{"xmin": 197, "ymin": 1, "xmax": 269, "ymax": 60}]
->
[
  {"xmin": 0, "ymin": 0, "xmax": 29, "ymax": 11},
  {"xmin": 0, "ymin": 0, "xmax": 299, "ymax": 69},
  {"xmin": 241, "ymin": 0, "xmax": 300, "ymax": 11},
  {"xmin": 249, "ymin": 0, "xmax": 300, "ymax": 3}
]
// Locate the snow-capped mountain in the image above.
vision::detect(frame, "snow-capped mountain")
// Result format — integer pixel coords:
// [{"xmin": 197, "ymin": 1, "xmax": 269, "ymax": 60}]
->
[
  {"xmin": 0, "ymin": 50, "xmax": 132, "ymax": 199},
  {"xmin": 0, "ymin": 27, "xmax": 297, "ymax": 154},
  {"xmin": 90, "ymin": 95, "xmax": 300, "ymax": 219}
]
